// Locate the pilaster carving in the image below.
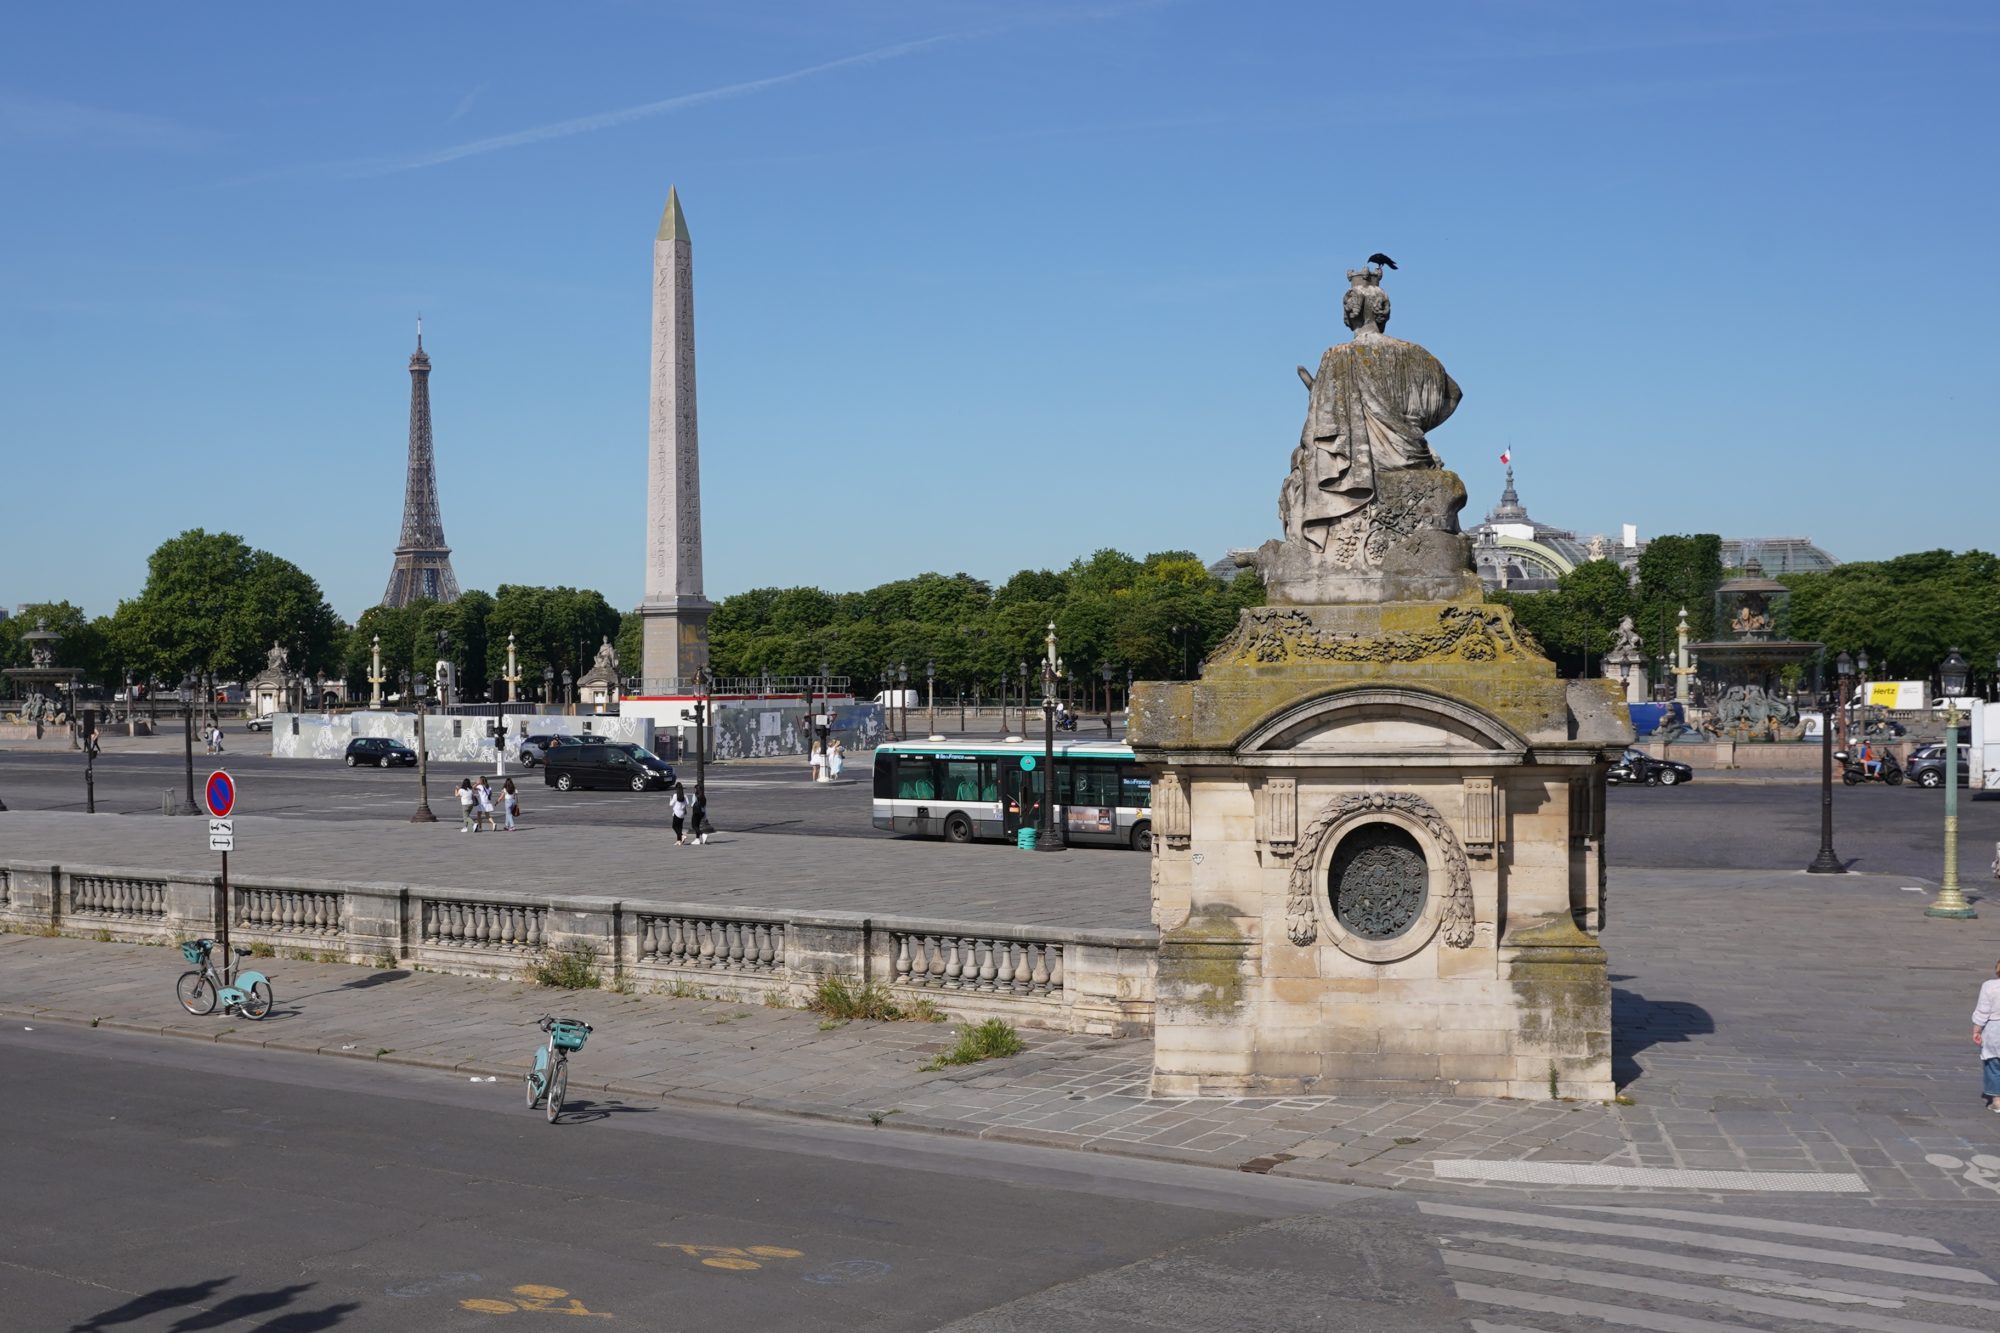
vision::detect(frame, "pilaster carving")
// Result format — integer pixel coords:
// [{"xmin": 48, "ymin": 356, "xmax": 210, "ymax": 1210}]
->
[
  {"xmin": 1155, "ymin": 771, "xmax": 1190, "ymax": 850},
  {"xmin": 1461, "ymin": 776, "xmax": 1495, "ymax": 857},
  {"xmin": 1285, "ymin": 791, "xmax": 1474, "ymax": 949},
  {"xmin": 1255, "ymin": 777, "xmax": 1297, "ymax": 856}
]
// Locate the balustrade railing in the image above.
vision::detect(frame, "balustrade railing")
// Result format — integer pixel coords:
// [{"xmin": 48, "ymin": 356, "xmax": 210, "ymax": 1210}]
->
[
  {"xmin": 421, "ymin": 898, "xmax": 546, "ymax": 952},
  {"xmin": 236, "ymin": 887, "xmax": 342, "ymax": 936},
  {"xmin": 893, "ymin": 931, "xmax": 1062, "ymax": 996},
  {"xmin": 636, "ymin": 913, "xmax": 783, "ymax": 973},
  {"xmin": 68, "ymin": 875, "xmax": 167, "ymax": 921}
]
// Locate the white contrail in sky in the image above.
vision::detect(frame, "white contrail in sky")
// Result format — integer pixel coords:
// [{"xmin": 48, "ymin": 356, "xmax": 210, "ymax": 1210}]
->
[{"xmin": 351, "ymin": 30, "xmax": 970, "ymax": 176}]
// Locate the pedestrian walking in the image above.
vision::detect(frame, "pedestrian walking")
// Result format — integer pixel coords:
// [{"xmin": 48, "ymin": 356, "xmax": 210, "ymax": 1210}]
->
[
  {"xmin": 828, "ymin": 740, "xmax": 844, "ymax": 780},
  {"xmin": 809, "ymin": 742, "xmax": 825, "ymax": 783},
  {"xmin": 456, "ymin": 778, "xmax": 476, "ymax": 833},
  {"xmin": 1975, "ymin": 959, "xmax": 2000, "ymax": 1112},
  {"xmin": 473, "ymin": 776, "xmax": 496, "ymax": 832},
  {"xmin": 501, "ymin": 777, "xmax": 518, "ymax": 831},
  {"xmin": 689, "ymin": 787, "xmax": 708, "ymax": 845},
  {"xmin": 211, "ymin": 723, "xmax": 225, "ymax": 754},
  {"xmin": 670, "ymin": 783, "xmax": 688, "ymax": 845}
]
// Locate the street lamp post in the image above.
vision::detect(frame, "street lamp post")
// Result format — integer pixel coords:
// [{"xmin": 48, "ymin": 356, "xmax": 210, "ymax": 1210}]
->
[
  {"xmin": 179, "ymin": 677, "xmax": 197, "ymax": 815},
  {"xmin": 369, "ymin": 634, "xmax": 383, "ymax": 707},
  {"xmin": 925, "ymin": 660, "xmax": 936, "ymax": 737},
  {"xmin": 1037, "ymin": 623, "xmax": 1062, "ymax": 852},
  {"xmin": 505, "ymin": 632, "xmax": 520, "ymax": 704},
  {"xmin": 562, "ymin": 670, "xmax": 573, "ymax": 715},
  {"xmin": 1807, "ymin": 650, "xmax": 1846, "ymax": 874},
  {"xmin": 411, "ymin": 667, "xmax": 438, "ymax": 823},
  {"xmin": 1016, "ymin": 660, "xmax": 1027, "ymax": 736},
  {"xmin": 543, "ymin": 665, "xmax": 554, "ymax": 705},
  {"xmin": 816, "ymin": 660, "xmax": 831, "ymax": 763},
  {"xmin": 896, "ymin": 663, "xmax": 909, "ymax": 742},
  {"xmin": 1101, "ymin": 662, "xmax": 1115, "ymax": 737},
  {"xmin": 1929, "ymin": 648, "xmax": 1976, "ymax": 919},
  {"xmin": 692, "ymin": 665, "xmax": 708, "ymax": 803}
]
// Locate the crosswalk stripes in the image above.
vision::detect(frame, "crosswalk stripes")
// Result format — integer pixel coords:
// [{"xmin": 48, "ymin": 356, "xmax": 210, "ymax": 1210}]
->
[{"xmin": 1421, "ymin": 1200, "xmax": 1998, "ymax": 1331}]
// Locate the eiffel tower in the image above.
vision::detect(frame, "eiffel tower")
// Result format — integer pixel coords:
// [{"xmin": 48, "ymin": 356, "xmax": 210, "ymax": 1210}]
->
[{"xmin": 381, "ymin": 321, "xmax": 461, "ymax": 607}]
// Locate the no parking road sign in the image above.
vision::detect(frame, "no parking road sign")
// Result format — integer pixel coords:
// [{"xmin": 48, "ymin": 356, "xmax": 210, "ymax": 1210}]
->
[{"xmin": 205, "ymin": 769, "xmax": 236, "ymax": 819}]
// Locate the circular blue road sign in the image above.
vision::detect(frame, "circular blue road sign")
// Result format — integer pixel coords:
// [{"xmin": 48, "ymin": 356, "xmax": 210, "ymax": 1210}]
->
[
  {"xmin": 1020, "ymin": 756, "xmax": 1037, "ymax": 771},
  {"xmin": 205, "ymin": 770, "xmax": 236, "ymax": 818}
]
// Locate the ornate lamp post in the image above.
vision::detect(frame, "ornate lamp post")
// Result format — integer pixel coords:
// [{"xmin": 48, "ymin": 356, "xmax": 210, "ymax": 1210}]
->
[
  {"xmin": 895, "ymin": 663, "xmax": 909, "ymax": 742},
  {"xmin": 1101, "ymin": 662, "xmax": 1115, "ymax": 737},
  {"xmin": 1036, "ymin": 623, "xmax": 1062, "ymax": 851},
  {"xmin": 562, "ymin": 669, "xmax": 573, "ymax": 714},
  {"xmin": 1833, "ymin": 651, "xmax": 1852, "ymax": 753},
  {"xmin": 542, "ymin": 664, "xmax": 554, "ymax": 704},
  {"xmin": 925, "ymin": 660, "xmax": 936, "ymax": 737},
  {"xmin": 1928, "ymin": 648, "xmax": 1975, "ymax": 919},
  {"xmin": 1807, "ymin": 649, "xmax": 1846, "ymax": 874},
  {"xmin": 505, "ymin": 632, "xmax": 520, "ymax": 704},
  {"xmin": 410, "ymin": 665, "xmax": 438, "ymax": 823},
  {"xmin": 369, "ymin": 634, "xmax": 383, "ymax": 707},
  {"xmin": 179, "ymin": 676, "xmax": 197, "ymax": 815},
  {"xmin": 816, "ymin": 660, "xmax": 831, "ymax": 761},
  {"xmin": 1016, "ymin": 659, "xmax": 1028, "ymax": 735}
]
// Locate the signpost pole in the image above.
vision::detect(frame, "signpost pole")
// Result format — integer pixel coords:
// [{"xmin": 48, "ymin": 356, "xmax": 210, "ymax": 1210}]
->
[{"xmin": 219, "ymin": 847, "xmax": 231, "ymax": 973}]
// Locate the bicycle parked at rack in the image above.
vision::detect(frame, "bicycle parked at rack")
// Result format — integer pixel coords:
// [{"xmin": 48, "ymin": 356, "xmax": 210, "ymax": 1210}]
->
[
  {"xmin": 524, "ymin": 1014, "xmax": 591, "ymax": 1123},
  {"xmin": 175, "ymin": 938, "xmax": 274, "ymax": 1020}
]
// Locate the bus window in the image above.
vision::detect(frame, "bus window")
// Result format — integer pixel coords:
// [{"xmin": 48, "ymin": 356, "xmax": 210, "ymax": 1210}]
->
[
  {"xmin": 1070, "ymin": 761, "xmax": 1120, "ymax": 807},
  {"xmin": 1119, "ymin": 765, "xmax": 1153, "ymax": 808},
  {"xmin": 896, "ymin": 755, "xmax": 937, "ymax": 800},
  {"xmin": 873, "ymin": 753, "xmax": 894, "ymax": 799},
  {"xmin": 940, "ymin": 758, "xmax": 983, "ymax": 802}
]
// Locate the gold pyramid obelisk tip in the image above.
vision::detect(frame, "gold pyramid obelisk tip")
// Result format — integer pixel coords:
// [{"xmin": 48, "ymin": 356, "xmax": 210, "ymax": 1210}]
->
[{"xmin": 659, "ymin": 186, "xmax": 690, "ymax": 242}]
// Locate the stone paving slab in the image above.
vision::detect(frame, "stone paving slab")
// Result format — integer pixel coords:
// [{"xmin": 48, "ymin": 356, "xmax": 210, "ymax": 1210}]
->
[{"xmin": 0, "ymin": 810, "xmax": 1151, "ymax": 931}]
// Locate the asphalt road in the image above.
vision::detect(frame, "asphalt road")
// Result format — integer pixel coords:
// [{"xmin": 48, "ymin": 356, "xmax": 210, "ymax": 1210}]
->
[
  {"xmin": 3, "ymin": 742, "xmax": 1995, "ymax": 881},
  {"xmin": 0, "ymin": 1025, "xmax": 1454, "ymax": 1333}
]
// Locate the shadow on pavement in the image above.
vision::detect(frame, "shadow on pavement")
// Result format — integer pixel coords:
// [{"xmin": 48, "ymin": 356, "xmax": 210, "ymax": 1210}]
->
[
  {"xmin": 339, "ymin": 970, "xmax": 411, "ymax": 989},
  {"xmin": 552, "ymin": 1098, "xmax": 658, "ymax": 1125},
  {"xmin": 1612, "ymin": 986, "xmax": 1715, "ymax": 1089},
  {"xmin": 70, "ymin": 1278, "xmax": 357, "ymax": 1333},
  {"xmin": 68, "ymin": 1277, "xmax": 233, "ymax": 1332}
]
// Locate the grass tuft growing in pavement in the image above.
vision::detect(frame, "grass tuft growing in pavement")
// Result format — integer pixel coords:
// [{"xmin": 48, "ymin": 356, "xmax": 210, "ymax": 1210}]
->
[
  {"xmin": 920, "ymin": 1019, "xmax": 1025, "ymax": 1071},
  {"xmin": 808, "ymin": 973, "xmax": 949, "ymax": 1024},
  {"xmin": 529, "ymin": 942, "xmax": 601, "ymax": 990}
]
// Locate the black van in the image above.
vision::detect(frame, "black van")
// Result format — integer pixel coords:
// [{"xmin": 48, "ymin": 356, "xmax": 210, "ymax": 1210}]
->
[{"xmin": 542, "ymin": 742, "xmax": 676, "ymax": 792}]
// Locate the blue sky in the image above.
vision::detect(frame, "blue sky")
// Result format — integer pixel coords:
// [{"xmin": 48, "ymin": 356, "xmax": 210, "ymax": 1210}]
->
[{"xmin": 4, "ymin": 1, "xmax": 1995, "ymax": 622}]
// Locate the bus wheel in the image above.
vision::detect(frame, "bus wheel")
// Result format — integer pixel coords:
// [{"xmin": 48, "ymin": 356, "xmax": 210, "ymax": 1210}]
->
[
  {"xmin": 1130, "ymin": 821, "xmax": 1152, "ymax": 853},
  {"xmin": 944, "ymin": 814, "xmax": 973, "ymax": 844}
]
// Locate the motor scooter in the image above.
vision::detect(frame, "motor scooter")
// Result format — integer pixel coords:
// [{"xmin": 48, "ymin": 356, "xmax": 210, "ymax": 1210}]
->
[{"xmin": 1834, "ymin": 749, "xmax": 1903, "ymax": 786}]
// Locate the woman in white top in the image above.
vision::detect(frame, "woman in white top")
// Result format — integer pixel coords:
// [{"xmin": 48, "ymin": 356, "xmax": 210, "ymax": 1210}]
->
[
  {"xmin": 828, "ymin": 741, "xmax": 844, "ymax": 779},
  {"xmin": 1975, "ymin": 959, "xmax": 2000, "ymax": 1111},
  {"xmin": 809, "ymin": 743, "xmax": 825, "ymax": 783}
]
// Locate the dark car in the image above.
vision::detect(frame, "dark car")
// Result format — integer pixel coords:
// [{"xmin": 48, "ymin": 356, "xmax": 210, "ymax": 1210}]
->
[
  {"xmin": 1906, "ymin": 743, "xmax": 1970, "ymax": 790},
  {"xmin": 345, "ymin": 736, "xmax": 417, "ymax": 768},
  {"xmin": 1606, "ymin": 747, "xmax": 1694, "ymax": 787},
  {"xmin": 543, "ymin": 742, "xmax": 676, "ymax": 792}
]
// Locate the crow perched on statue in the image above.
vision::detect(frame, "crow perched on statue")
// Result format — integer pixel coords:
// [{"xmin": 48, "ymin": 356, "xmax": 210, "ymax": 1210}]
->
[{"xmin": 1367, "ymin": 252, "xmax": 1398, "ymax": 271}]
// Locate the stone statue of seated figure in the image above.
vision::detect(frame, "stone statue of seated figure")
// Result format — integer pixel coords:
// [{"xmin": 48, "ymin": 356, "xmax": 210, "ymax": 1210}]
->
[{"xmin": 1253, "ymin": 264, "xmax": 1479, "ymax": 606}]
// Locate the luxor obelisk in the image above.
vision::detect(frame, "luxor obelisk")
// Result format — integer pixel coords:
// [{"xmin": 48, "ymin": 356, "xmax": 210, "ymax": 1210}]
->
[{"xmin": 639, "ymin": 186, "xmax": 712, "ymax": 690}]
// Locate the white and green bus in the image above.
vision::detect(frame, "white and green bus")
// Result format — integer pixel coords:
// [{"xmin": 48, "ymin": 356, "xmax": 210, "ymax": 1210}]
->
[{"xmin": 871, "ymin": 739, "xmax": 1154, "ymax": 850}]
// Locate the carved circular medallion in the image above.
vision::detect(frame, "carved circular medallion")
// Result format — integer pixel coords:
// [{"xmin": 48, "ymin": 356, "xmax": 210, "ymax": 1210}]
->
[{"xmin": 1327, "ymin": 823, "xmax": 1428, "ymax": 941}]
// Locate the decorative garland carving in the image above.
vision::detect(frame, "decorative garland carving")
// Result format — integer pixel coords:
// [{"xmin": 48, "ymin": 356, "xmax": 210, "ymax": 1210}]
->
[
  {"xmin": 1285, "ymin": 791, "xmax": 1475, "ymax": 949},
  {"xmin": 1210, "ymin": 605, "xmax": 1530, "ymax": 669}
]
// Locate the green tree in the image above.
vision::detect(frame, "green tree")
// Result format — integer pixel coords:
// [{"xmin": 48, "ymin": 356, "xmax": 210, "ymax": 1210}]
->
[{"xmin": 1634, "ymin": 533, "xmax": 1723, "ymax": 652}]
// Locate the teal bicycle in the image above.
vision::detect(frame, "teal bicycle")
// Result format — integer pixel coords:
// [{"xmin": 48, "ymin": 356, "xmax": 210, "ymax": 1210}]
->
[
  {"xmin": 525, "ymin": 1014, "xmax": 591, "ymax": 1123},
  {"xmin": 175, "ymin": 938, "xmax": 274, "ymax": 1020}
]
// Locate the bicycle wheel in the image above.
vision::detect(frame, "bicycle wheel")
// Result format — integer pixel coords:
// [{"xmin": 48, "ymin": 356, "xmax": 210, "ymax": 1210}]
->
[
  {"xmin": 239, "ymin": 980, "xmax": 274, "ymax": 1020},
  {"xmin": 546, "ymin": 1057, "xmax": 567, "ymax": 1123},
  {"xmin": 176, "ymin": 971, "xmax": 216, "ymax": 1016},
  {"xmin": 525, "ymin": 1050, "xmax": 545, "ymax": 1108}
]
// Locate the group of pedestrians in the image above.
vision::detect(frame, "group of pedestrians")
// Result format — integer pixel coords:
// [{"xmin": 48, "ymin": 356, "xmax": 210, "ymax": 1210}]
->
[
  {"xmin": 808, "ymin": 739, "xmax": 845, "ymax": 782},
  {"xmin": 669, "ymin": 783, "xmax": 707, "ymax": 846},
  {"xmin": 456, "ymin": 775, "xmax": 519, "ymax": 832},
  {"xmin": 203, "ymin": 722, "xmax": 225, "ymax": 755}
]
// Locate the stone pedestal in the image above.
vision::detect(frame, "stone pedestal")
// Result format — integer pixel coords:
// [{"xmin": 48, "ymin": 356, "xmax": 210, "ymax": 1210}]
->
[{"xmin": 1131, "ymin": 600, "xmax": 1630, "ymax": 1099}]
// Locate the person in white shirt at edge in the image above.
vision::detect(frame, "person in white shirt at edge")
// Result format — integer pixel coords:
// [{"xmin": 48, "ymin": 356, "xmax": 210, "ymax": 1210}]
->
[
  {"xmin": 473, "ymin": 777, "xmax": 495, "ymax": 833},
  {"xmin": 1975, "ymin": 959, "xmax": 2000, "ymax": 1112},
  {"xmin": 828, "ymin": 740, "xmax": 844, "ymax": 779},
  {"xmin": 456, "ymin": 779, "xmax": 476, "ymax": 833},
  {"xmin": 809, "ymin": 742, "xmax": 825, "ymax": 783}
]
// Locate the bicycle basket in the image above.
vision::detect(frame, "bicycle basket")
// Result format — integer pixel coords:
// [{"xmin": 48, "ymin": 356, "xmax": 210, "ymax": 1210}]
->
[
  {"xmin": 180, "ymin": 939, "xmax": 212, "ymax": 965},
  {"xmin": 549, "ymin": 1019, "xmax": 592, "ymax": 1052}
]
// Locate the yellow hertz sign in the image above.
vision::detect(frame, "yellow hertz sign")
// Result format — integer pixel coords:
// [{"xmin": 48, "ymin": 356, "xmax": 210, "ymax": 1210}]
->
[{"xmin": 1863, "ymin": 681, "xmax": 1925, "ymax": 709}]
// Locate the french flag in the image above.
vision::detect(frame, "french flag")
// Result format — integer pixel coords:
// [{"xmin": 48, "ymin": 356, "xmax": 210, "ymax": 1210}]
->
[{"xmin": 1499, "ymin": 448, "xmax": 1512, "ymax": 465}]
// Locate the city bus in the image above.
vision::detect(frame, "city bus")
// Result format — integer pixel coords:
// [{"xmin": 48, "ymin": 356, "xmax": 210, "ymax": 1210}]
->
[{"xmin": 871, "ymin": 739, "xmax": 1153, "ymax": 850}]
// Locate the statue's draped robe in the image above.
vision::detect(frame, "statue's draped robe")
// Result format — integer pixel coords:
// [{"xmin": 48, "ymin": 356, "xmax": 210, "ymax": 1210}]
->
[{"xmin": 1290, "ymin": 332, "xmax": 1461, "ymax": 550}]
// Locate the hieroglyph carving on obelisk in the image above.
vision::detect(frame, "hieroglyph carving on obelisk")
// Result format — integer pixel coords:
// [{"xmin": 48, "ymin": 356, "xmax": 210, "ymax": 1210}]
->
[{"xmin": 639, "ymin": 185, "xmax": 713, "ymax": 691}]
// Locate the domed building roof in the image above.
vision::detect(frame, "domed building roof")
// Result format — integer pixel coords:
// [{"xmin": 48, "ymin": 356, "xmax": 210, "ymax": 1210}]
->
[{"xmin": 1468, "ymin": 467, "xmax": 1591, "ymax": 591}]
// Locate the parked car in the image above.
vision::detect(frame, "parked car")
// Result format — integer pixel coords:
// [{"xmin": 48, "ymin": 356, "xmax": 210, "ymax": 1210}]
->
[
  {"xmin": 245, "ymin": 714, "xmax": 274, "ymax": 733},
  {"xmin": 345, "ymin": 736, "xmax": 418, "ymax": 768},
  {"xmin": 1606, "ymin": 748, "xmax": 1694, "ymax": 787},
  {"xmin": 542, "ymin": 742, "xmax": 676, "ymax": 792},
  {"xmin": 518, "ymin": 733, "xmax": 562, "ymax": 766},
  {"xmin": 1906, "ymin": 743, "xmax": 1970, "ymax": 790}
]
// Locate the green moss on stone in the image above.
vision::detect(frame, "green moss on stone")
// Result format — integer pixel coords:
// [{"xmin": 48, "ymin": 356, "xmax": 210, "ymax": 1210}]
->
[{"xmin": 1157, "ymin": 906, "xmax": 1248, "ymax": 1018}]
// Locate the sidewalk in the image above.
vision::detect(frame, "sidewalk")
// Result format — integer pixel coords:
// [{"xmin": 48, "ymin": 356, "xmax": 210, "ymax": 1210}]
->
[{"xmin": 7, "ymin": 855, "xmax": 1997, "ymax": 1201}]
